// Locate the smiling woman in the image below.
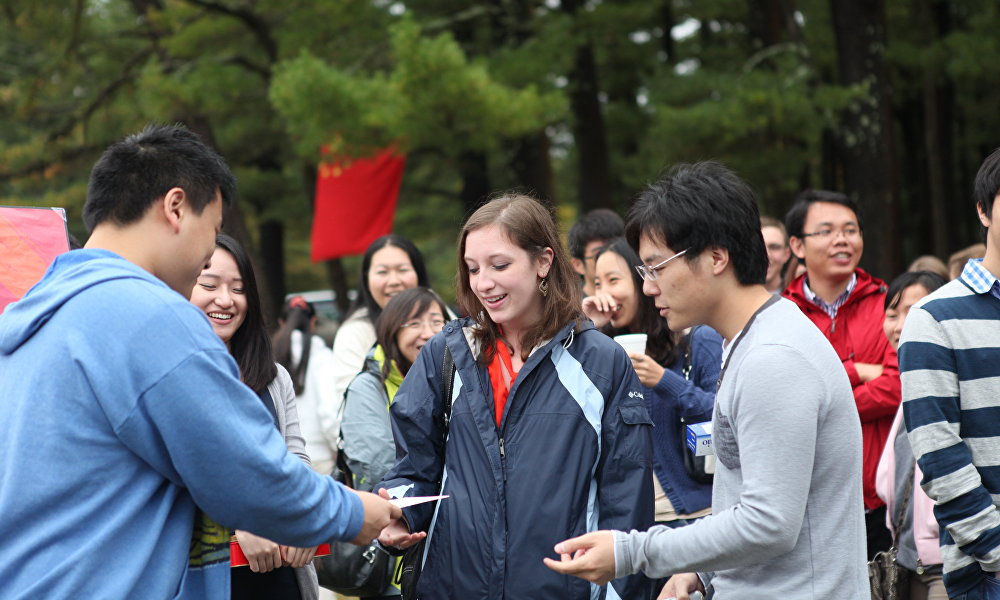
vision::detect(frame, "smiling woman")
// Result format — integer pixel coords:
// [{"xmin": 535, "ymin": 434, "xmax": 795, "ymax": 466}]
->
[
  {"xmin": 376, "ymin": 194, "xmax": 655, "ymax": 599},
  {"xmin": 190, "ymin": 234, "xmax": 320, "ymax": 600}
]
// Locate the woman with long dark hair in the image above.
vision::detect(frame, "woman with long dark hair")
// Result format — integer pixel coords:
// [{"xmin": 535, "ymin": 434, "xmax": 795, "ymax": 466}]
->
[
  {"xmin": 273, "ymin": 296, "xmax": 338, "ymax": 475},
  {"xmin": 582, "ymin": 237, "xmax": 721, "ymax": 535},
  {"xmin": 190, "ymin": 234, "xmax": 319, "ymax": 600},
  {"xmin": 327, "ymin": 235, "xmax": 430, "ymax": 441},
  {"xmin": 376, "ymin": 195, "xmax": 653, "ymax": 599}
]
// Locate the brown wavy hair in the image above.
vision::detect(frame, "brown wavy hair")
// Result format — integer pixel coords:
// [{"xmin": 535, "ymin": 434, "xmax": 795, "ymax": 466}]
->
[{"xmin": 456, "ymin": 193, "xmax": 584, "ymax": 363}]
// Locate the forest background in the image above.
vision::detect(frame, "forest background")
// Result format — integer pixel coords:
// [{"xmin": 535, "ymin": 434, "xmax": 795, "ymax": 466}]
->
[{"xmin": 3, "ymin": 0, "xmax": 997, "ymax": 322}]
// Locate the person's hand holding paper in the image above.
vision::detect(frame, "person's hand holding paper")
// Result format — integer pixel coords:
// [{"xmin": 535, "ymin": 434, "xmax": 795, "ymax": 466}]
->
[{"xmin": 376, "ymin": 488, "xmax": 442, "ymax": 548}]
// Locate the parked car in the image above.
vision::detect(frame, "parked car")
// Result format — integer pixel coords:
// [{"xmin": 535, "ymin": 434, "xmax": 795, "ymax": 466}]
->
[{"xmin": 283, "ymin": 289, "xmax": 357, "ymax": 347}]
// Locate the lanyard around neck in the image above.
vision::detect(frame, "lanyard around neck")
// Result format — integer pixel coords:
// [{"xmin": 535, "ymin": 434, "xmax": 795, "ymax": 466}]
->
[{"xmin": 716, "ymin": 294, "xmax": 780, "ymax": 392}]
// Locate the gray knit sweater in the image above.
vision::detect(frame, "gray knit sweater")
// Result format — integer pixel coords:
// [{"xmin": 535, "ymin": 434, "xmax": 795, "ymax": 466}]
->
[{"xmin": 614, "ymin": 298, "xmax": 868, "ymax": 599}]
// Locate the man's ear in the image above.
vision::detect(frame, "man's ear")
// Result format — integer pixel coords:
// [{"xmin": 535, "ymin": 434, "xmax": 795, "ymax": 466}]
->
[
  {"xmin": 788, "ymin": 236, "xmax": 806, "ymax": 260},
  {"xmin": 977, "ymin": 200, "xmax": 993, "ymax": 229},
  {"xmin": 708, "ymin": 246, "xmax": 730, "ymax": 276},
  {"xmin": 570, "ymin": 257, "xmax": 585, "ymax": 276},
  {"xmin": 161, "ymin": 187, "xmax": 187, "ymax": 233}
]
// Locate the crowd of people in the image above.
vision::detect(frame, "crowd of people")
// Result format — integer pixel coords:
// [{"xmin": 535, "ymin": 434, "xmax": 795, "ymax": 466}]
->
[{"xmin": 2, "ymin": 123, "xmax": 1000, "ymax": 600}]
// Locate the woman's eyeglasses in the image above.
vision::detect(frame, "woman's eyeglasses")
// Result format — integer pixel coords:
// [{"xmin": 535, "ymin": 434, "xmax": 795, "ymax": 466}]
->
[{"xmin": 399, "ymin": 318, "xmax": 446, "ymax": 331}]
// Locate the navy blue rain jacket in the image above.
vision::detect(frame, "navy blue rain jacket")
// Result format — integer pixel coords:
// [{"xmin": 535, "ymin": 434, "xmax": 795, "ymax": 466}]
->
[{"xmin": 380, "ymin": 318, "xmax": 654, "ymax": 599}]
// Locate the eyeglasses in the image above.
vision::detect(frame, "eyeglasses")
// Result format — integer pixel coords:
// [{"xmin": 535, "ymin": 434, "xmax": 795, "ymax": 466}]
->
[
  {"xmin": 399, "ymin": 318, "xmax": 446, "ymax": 331},
  {"xmin": 800, "ymin": 226, "xmax": 862, "ymax": 241},
  {"xmin": 635, "ymin": 248, "xmax": 689, "ymax": 281}
]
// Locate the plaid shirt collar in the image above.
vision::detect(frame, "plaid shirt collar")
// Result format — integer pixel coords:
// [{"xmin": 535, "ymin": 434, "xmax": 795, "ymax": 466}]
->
[
  {"xmin": 803, "ymin": 273, "xmax": 857, "ymax": 319},
  {"xmin": 960, "ymin": 258, "xmax": 1000, "ymax": 300}
]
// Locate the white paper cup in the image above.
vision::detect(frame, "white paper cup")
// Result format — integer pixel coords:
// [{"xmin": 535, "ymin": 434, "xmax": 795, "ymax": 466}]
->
[{"xmin": 613, "ymin": 333, "xmax": 647, "ymax": 355}]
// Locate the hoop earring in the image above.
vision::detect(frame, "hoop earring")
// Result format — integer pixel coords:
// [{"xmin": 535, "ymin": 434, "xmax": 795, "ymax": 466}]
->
[{"xmin": 538, "ymin": 277, "xmax": 549, "ymax": 297}]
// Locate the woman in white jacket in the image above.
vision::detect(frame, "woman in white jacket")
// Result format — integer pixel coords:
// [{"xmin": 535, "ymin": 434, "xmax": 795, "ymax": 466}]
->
[{"xmin": 273, "ymin": 296, "xmax": 338, "ymax": 475}]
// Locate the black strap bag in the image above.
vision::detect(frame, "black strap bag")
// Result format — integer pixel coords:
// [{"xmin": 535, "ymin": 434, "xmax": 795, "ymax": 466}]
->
[
  {"xmin": 313, "ymin": 393, "xmax": 393, "ymax": 595},
  {"xmin": 397, "ymin": 345, "xmax": 456, "ymax": 600}
]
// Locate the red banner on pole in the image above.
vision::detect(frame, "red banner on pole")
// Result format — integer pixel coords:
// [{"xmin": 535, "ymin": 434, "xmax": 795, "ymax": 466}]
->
[
  {"xmin": 0, "ymin": 206, "xmax": 70, "ymax": 313},
  {"xmin": 311, "ymin": 148, "xmax": 406, "ymax": 262}
]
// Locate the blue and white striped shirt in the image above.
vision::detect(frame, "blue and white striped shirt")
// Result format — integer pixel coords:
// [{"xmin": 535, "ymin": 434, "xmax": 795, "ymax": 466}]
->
[{"xmin": 899, "ymin": 258, "xmax": 1000, "ymax": 597}]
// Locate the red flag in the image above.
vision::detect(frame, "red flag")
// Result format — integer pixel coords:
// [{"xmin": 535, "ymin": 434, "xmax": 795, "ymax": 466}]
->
[
  {"xmin": 0, "ymin": 206, "xmax": 71, "ymax": 313},
  {"xmin": 311, "ymin": 148, "xmax": 406, "ymax": 262}
]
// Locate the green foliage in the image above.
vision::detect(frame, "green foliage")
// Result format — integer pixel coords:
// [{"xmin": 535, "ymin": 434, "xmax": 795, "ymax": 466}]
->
[
  {"xmin": 4, "ymin": 0, "xmax": 1000, "ymax": 293},
  {"xmin": 270, "ymin": 18, "xmax": 565, "ymax": 162}
]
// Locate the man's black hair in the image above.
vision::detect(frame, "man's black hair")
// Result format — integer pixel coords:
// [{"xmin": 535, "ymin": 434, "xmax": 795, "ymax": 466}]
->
[
  {"xmin": 974, "ymin": 147, "xmax": 1000, "ymax": 235},
  {"xmin": 568, "ymin": 208, "xmax": 625, "ymax": 259},
  {"xmin": 783, "ymin": 189, "xmax": 862, "ymax": 240},
  {"xmin": 625, "ymin": 161, "xmax": 767, "ymax": 286},
  {"xmin": 83, "ymin": 124, "xmax": 236, "ymax": 233}
]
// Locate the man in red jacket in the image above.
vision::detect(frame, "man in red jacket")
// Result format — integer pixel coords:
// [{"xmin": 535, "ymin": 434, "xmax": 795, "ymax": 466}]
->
[{"xmin": 782, "ymin": 189, "xmax": 898, "ymax": 559}]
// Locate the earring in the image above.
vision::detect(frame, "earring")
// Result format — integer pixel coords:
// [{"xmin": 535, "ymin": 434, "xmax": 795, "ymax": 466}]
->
[{"xmin": 538, "ymin": 277, "xmax": 549, "ymax": 297}]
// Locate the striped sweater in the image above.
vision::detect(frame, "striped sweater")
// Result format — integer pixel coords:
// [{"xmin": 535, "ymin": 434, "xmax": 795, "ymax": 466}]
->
[{"xmin": 899, "ymin": 260, "xmax": 1000, "ymax": 598}]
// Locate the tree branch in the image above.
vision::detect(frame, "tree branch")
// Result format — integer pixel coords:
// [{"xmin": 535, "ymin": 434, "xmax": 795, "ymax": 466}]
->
[
  {"xmin": 47, "ymin": 47, "xmax": 154, "ymax": 141},
  {"xmin": 0, "ymin": 142, "xmax": 105, "ymax": 180},
  {"xmin": 181, "ymin": 0, "xmax": 277, "ymax": 64}
]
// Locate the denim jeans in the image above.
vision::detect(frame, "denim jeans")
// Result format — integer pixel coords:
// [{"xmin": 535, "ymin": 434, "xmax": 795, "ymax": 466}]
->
[{"xmin": 954, "ymin": 574, "xmax": 1000, "ymax": 600}]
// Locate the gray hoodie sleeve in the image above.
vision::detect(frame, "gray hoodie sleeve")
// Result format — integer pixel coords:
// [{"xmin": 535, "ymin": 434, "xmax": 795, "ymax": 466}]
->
[{"xmin": 341, "ymin": 371, "xmax": 396, "ymax": 492}]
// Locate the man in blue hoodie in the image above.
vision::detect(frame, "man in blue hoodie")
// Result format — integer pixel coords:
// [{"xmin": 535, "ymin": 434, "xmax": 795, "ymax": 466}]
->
[{"xmin": 0, "ymin": 125, "xmax": 399, "ymax": 599}]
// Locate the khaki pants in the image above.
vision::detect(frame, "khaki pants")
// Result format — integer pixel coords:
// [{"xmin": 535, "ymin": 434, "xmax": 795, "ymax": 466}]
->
[{"xmin": 908, "ymin": 569, "xmax": 946, "ymax": 600}]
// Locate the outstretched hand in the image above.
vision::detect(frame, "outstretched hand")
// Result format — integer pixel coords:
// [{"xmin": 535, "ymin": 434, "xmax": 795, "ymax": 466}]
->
[
  {"xmin": 351, "ymin": 489, "xmax": 402, "ymax": 546},
  {"xmin": 376, "ymin": 488, "xmax": 427, "ymax": 549},
  {"xmin": 542, "ymin": 531, "xmax": 616, "ymax": 585}
]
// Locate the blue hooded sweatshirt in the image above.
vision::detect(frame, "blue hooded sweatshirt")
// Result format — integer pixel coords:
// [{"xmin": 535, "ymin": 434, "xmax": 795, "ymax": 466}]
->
[{"xmin": 0, "ymin": 249, "xmax": 362, "ymax": 599}]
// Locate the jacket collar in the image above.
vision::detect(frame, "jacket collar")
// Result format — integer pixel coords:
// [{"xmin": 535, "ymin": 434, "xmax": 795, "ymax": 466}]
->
[{"xmin": 783, "ymin": 268, "xmax": 886, "ymax": 315}]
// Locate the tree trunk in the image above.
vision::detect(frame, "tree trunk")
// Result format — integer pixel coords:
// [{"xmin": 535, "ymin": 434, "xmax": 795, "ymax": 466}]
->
[
  {"xmin": 829, "ymin": 0, "xmax": 898, "ymax": 280},
  {"xmin": 745, "ymin": 0, "xmax": 793, "ymax": 47},
  {"xmin": 660, "ymin": 0, "xmax": 676, "ymax": 65},
  {"xmin": 325, "ymin": 258, "xmax": 351, "ymax": 318},
  {"xmin": 458, "ymin": 150, "xmax": 491, "ymax": 218},
  {"xmin": 895, "ymin": 96, "xmax": 929, "ymax": 260},
  {"xmin": 258, "ymin": 219, "xmax": 284, "ymax": 327},
  {"xmin": 563, "ymin": 0, "xmax": 610, "ymax": 212},
  {"xmin": 510, "ymin": 130, "xmax": 554, "ymax": 202},
  {"xmin": 919, "ymin": 0, "xmax": 955, "ymax": 258}
]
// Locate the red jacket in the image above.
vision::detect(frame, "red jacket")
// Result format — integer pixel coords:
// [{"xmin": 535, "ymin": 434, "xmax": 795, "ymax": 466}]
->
[{"xmin": 783, "ymin": 269, "xmax": 900, "ymax": 510}]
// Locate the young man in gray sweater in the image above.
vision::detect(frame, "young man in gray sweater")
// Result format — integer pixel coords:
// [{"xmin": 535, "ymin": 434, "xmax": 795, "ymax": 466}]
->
[{"xmin": 544, "ymin": 162, "xmax": 868, "ymax": 599}]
